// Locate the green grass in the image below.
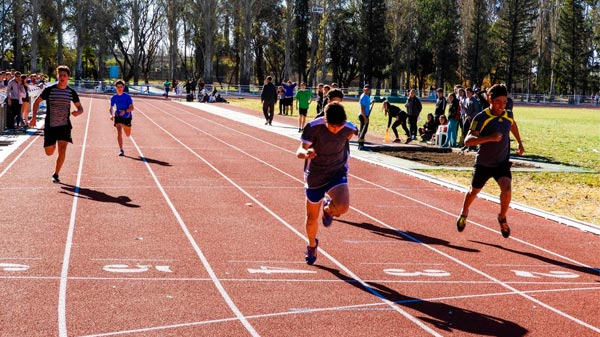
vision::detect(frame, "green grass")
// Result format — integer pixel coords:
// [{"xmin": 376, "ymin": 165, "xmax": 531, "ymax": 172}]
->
[{"xmin": 228, "ymin": 97, "xmax": 600, "ymax": 224}]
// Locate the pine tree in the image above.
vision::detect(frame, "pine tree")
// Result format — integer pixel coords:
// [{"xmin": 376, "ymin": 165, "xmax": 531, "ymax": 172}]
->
[{"xmin": 555, "ymin": 0, "xmax": 592, "ymax": 97}]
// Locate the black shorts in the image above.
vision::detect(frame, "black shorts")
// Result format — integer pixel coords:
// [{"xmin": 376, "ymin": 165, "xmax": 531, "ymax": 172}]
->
[
  {"xmin": 471, "ymin": 162, "xmax": 512, "ymax": 189},
  {"xmin": 284, "ymin": 97, "xmax": 293, "ymax": 106},
  {"xmin": 114, "ymin": 116, "xmax": 132, "ymax": 127},
  {"xmin": 44, "ymin": 125, "xmax": 72, "ymax": 148},
  {"xmin": 299, "ymin": 108, "xmax": 308, "ymax": 116}
]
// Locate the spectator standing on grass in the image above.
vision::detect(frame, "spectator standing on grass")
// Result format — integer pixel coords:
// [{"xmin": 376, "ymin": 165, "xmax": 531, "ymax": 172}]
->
[
  {"xmin": 163, "ymin": 79, "xmax": 171, "ymax": 99},
  {"xmin": 382, "ymin": 100, "xmax": 410, "ymax": 143},
  {"xmin": 442, "ymin": 92, "xmax": 460, "ymax": 148},
  {"xmin": 456, "ymin": 84, "xmax": 524, "ymax": 239},
  {"xmin": 357, "ymin": 84, "xmax": 375, "ymax": 150},
  {"xmin": 260, "ymin": 76, "xmax": 277, "ymax": 125},
  {"xmin": 316, "ymin": 83, "xmax": 324, "ymax": 116},
  {"xmin": 282, "ymin": 80, "xmax": 297, "ymax": 116},
  {"xmin": 6, "ymin": 71, "xmax": 22, "ymax": 130},
  {"xmin": 296, "ymin": 102, "xmax": 358, "ymax": 265},
  {"xmin": 315, "ymin": 85, "xmax": 332, "ymax": 119},
  {"xmin": 277, "ymin": 86, "xmax": 285, "ymax": 115},
  {"xmin": 29, "ymin": 65, "xmax": 85, "ymax": 183},
  {"xmin": 404, "ymin": 89, "xmax": 422, "ymax": 143},
  {"xmin": 18, "ymin": 74, "xmax": 30, "ymax": 129},
  {"xmin": 461, "ymin": 87, "xmax": 480, "ymax": 151},
  {"xmin": 109, "ymin": 79, "xmax": 135, "ymax": 157},
  {"xmin": 295, "ymin": 82, "xmax": 313, "ymax": 132},
  {"xmin": 434, "ymin": 88, "xmax": 446, "ymax": 127}
]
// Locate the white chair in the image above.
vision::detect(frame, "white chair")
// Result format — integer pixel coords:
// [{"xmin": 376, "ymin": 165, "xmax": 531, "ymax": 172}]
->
[{"xmin": 433, "ymin": 125, "xmax": 448, "ymax": 146}]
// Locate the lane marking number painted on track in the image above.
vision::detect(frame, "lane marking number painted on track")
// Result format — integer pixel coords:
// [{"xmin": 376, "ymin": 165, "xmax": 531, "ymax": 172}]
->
[
  {"xmin": 384, "ymin": 269, "xmax": 451, "ymax": 277},
  {"xmin": 248, "ymin": 266, "xmax": 317, "ymax": 274},
  {"xmin": 511, "ymin": 270, "xmax": 580, "ymax": 279},
  {"xmin": 102, "ymin": 264, "xmax": 173, "ymax": 273},
  {"xmin": 0, "ymin": 263, "xmax": 30, "ymax": 272}
]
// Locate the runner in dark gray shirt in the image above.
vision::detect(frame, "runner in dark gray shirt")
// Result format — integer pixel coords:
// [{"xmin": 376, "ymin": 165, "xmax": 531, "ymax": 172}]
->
[{"xmin": 296, "ymin": 102, "xmax": 357, "ymax": 265}]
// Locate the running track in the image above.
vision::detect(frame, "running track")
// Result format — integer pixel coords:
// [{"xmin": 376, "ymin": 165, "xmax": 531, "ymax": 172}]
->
[{"xmin": 0, "ymin": 95, "xmax": 598, "ymax": 337}]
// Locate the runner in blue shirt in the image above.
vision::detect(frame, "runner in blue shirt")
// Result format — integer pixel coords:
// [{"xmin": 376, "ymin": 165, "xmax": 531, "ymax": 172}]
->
[{"xmin": 109, "ymin": 79, "xmax": 135, "ymax": 156}]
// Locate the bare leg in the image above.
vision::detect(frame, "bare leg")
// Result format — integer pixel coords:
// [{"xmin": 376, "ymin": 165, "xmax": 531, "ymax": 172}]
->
[
  {"xmin": 459, "ymin": 185, "xmax": 482, "ymax": 217},
  {"xmin": 116, "ymin": 124, "xmax": 124, "ymax": 150},
  {"xmin": 54, "ymin": 141, "xmax": 68, "ymax": 175},
  {"xmin": 305, "ymin": 200, "xmax": 321, "ymax": 248},
  {"xmin": 497, "ymin": 177, "xmax": 512, "ymax": 220},
  {"xmin": 325, "ymin": 184, "xmax": 350, "ymax": 218}
]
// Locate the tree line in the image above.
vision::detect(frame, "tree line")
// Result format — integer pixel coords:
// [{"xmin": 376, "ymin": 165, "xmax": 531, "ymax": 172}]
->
[{"xmin": 2, "ymin": 0, "xmax": 599, "ymax": 96}]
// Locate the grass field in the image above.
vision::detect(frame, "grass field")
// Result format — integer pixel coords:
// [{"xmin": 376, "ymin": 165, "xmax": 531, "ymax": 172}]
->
[{"xmin": 227, "ymin": 97, "xmax": 600, "ymax": 225}]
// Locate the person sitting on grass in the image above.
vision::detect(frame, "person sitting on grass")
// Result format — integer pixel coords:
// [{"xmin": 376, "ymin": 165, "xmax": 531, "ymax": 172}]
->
[{"xmin": 419, "ymin": 113, "xmax": 436, "ymax": 142}]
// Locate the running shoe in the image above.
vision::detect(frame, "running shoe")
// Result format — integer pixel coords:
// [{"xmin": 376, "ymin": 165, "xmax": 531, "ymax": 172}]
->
[
  {"xmin": 498, "ymin": 216, "xmax": 511, "ymax": 238},
  {"xmin": 305, "ymin": 239, "xmax": 319, "ymax": 265},
  {"xmin": 456, "ymin": 214, "xmax": 467, "ymax": 232},
  {"xmin": 119, "ymin": 149, "xmax": 125, "ymax": 156},
  {"xmin": 322, "ymin": 196, "xmax": 333, "ymax": 227},
  {"xmin": 52, "ymin": 173, "xmax": 60, "ymax": 183}
]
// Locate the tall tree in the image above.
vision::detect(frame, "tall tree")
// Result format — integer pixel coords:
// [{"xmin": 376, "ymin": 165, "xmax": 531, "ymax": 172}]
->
[
  {"xmin": 30, "ymin": 0, "xmax": 42, "ymax": 72},
  {"xmin": 328, "ymin": 6, "xmax": 360, "ymax": 88},
  {"xmin": 555, "ymin": 0, "xmax": 592, "ymax": 97},
  {"xmin": 460, "ymin": 0, "xmax": 492, "ymax": 88},
  {"xmin": 386, "ymin": 0, "xmax": 413, "ymax": 95},
  {"xmin": 490, "ymin": 0, "xmax": 538, "ymax": 92},
  {"xmin": 359, "ymin": 0, "xmax": 390, "ymax": 89},
  {"xmin": 293, "ymin": 0, "xmax": 309, "ymax": 82}
]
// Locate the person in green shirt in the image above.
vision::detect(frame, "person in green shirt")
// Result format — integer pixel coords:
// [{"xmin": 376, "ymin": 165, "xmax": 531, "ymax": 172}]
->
[{"xmin": 295, "ymin": 82, "xmax": 313, "ymax": 132}]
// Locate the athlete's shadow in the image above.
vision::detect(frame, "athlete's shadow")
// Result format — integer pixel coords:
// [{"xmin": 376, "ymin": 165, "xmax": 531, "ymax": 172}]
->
[
  {"xmin": 336, "ymin": 219, "xmax": 480, "ymax": 253},
  {"xmin": 316, "ymin": 265, "xmax": 528, "ymax": 336},
  {"xmin": 126, "ymin": 155, "xmax": 172, "ymax": 167},
  {"xmin": 60, "ymin": 184, "xmax": 140, "ymax": 208},
  {"xmin": 471, "ymin": 240, "xmax": 600, "ymax": 278}
]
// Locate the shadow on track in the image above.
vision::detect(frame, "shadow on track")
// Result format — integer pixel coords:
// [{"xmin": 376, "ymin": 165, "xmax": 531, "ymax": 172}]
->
[
  {"xmin": 471, "ymin": 240, "xmax": 600, "ymax": 278},
  {"xmin": 126, "ymin": 155, "xmax": 172, "ymax": 166},
  {"xmin": 60, "ymin": 184, "xmax": 140, "ymax": 208},
  {"xmin": 316, "ymin": 265, "xmax": 528, "ymax": 336},
  {"xmin": 336, "ymin": 219, "xmax": 480, "ymax": 253}
]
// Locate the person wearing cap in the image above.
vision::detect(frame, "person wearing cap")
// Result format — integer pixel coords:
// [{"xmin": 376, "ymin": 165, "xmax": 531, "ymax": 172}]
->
[{"xmin": 357, "ymin": 84, "xmax": 375, "ymax": 150}]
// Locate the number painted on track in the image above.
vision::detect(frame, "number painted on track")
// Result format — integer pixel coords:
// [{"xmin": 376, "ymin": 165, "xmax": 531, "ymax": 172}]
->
[
  {"xmin": 0, "ymin": 263, "xmax": 30, "ymax": 272},
  {"xmin": 103, "ymin": 264, "xmax": 172, "ymax": 273},
  {"xmin": 384, "ymin": 268, "xmax": 450, "ymax": 277},
  {"xmin": 511, "ymin": 270, "xmax": 580, "ymax": 279}
]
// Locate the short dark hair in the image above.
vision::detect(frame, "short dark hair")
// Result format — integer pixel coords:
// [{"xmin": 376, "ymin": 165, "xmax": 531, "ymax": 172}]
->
[
  {"xmin": 487, "ymin": 84, "xmax": 508, "ymax": 99},
  {"xmin": 115, "ymin": 79, "xmax": 125, "ymax": 86},
  {"xmin": 266, "ymin": 76, "xmax": 272, "ymax": 82},
  {"xmin": 327, "ymin": 88, "xmax": 344, "ymax": 100},
  {"xmin": 324, "ymin": 102, "xmax": 347, "ymax": 126},
  {"xmin": 57, "ymin": 65, "xmax": 71, "ymax": 76}
]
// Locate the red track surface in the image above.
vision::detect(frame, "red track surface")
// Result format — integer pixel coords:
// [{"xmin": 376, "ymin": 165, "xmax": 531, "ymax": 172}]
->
[{"xmin": 0, "ymin": 95, "xmax": 598, "ymax": 337}]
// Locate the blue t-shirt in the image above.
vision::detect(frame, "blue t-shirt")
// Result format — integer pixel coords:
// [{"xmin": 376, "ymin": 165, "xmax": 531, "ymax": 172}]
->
[
  {"xmin": 471, "ymin": 108, "xmax": 514, "ymax": 167},
  {"xmin": 359, "ymin": 93, "xmax": 373, "ymax": 117},
  {"xmin": 282, "ymin": 83, "xmax": 297, "ymax": 98},
  {"xmin": 110, "ymin": 93, "xmax": 133, "ymax": 118}
]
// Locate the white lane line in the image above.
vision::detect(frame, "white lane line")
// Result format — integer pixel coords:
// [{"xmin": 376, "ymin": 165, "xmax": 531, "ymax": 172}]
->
[
  {"xmin": 161, "ymin": 102, "xmax": 600, "ymax": 333},
  {"xmin": 0, "ymin": 131, "xmax": 41, "ymax": 178},
  {"xmin": 58, "ymin": 98, "xmax": 94, "ymax": 337},
  {"xmin": 137, "ymin": 105, "xmax": 444, "ymax": 337},
  {"xmin": 171, "ymin": 102, "xmax": 599, "ymax": 274},
  {"xmin": 127, "ymin": 118, "xmax": 260, "ymax": 337},
  {"xmin": 77, "ymin": 285, "xmax": 600, "ymax": 337}
]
